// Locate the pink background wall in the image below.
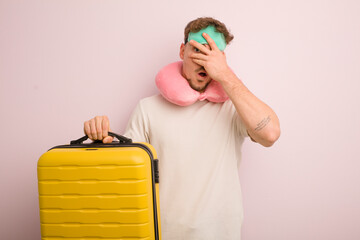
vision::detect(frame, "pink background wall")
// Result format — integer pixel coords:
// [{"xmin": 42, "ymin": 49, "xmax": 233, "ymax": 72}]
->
[{"xmin": 1, "ymin": 0, "xmax": 359, "ymax": 239}]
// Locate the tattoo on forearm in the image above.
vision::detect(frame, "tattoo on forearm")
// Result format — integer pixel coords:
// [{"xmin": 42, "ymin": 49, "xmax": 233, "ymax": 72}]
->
[{"xmin": 255, "ymin": 116, "xmax": 271, "ymax": 131}]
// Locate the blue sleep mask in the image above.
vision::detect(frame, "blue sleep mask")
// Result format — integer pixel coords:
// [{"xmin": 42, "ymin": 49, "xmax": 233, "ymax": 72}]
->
[{"xmin": 187, "ymin": 25, "xmax": 227, "ymax": 51}]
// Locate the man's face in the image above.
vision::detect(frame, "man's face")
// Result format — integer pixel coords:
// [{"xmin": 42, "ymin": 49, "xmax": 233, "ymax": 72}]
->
[{"xmin": 180, "ymin": 42, "xmax": 212, "ymax": 92}]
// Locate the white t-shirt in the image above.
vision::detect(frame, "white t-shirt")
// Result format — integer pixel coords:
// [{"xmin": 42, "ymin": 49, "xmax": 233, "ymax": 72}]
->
[{"xmin": 124, "ymin": 94, "xmax": 248, "ymax": 240}]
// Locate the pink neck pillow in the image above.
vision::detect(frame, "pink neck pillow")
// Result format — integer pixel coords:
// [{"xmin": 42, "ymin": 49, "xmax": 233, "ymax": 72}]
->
[{"xmin": 155, "ymin": 61, "xmax": 229, "ymax": 106}]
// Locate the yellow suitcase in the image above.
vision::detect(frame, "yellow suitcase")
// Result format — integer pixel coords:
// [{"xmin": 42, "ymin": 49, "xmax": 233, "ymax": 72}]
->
[{"xmin": 37, "ymin": 132, "xmax": 161, "ymax": 240}]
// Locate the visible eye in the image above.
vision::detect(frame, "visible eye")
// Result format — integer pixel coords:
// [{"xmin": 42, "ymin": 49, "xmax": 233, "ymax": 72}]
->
[{"xmin": 194, "ymin": 47, "xmax": 200, "ymax": 53}]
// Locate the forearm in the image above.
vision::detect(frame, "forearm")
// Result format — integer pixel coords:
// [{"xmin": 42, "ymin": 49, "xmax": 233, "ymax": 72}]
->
[{"xmin": 219, "ymin": 71, "xmax": 280, "ymax": 147}]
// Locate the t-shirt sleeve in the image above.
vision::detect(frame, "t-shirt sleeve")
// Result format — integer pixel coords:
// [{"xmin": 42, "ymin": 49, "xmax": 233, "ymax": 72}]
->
[
  {"xmin": 233, "ymin": 109, "xmax": 249, "ymax": 138},
  {"xmin": 123, "ymin": 101, "xmax": 150, "ymax": 143}
]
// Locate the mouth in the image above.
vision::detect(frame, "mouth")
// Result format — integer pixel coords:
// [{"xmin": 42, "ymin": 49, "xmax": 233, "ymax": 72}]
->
[{"xmin": 197, "ymin": 71, "xmax": 208, "ymax": 78}]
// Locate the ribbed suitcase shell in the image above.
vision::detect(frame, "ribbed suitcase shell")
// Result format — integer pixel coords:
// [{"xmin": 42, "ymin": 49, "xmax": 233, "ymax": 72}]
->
[{"xmin": 38, "ymin": 138, "xmax": 161, "ymax": 240}]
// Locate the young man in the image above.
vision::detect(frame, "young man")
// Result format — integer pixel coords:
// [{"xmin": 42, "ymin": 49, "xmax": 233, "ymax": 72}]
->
[{"xmin": 84, "ymin": 17, "xmax": 280, "ymax": 239}]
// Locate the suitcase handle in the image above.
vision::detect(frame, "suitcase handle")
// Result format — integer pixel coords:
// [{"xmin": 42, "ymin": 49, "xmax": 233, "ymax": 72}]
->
[{"xmin": 70, "ymin": 132, "xmax": 132, "ymax": 145}]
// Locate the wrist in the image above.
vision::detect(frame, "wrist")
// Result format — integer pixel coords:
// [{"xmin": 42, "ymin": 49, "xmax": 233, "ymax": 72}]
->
[
  {"xmin": 219, "ymin": 72, "xmax": 249, "ymax": 98},
  {"xmin": 217, "ymin": 68, "xmax": 238, "ymax": 85},
  {"xmin": 213, "ymin": 67, "xmax": 232, "ymax": 82}
]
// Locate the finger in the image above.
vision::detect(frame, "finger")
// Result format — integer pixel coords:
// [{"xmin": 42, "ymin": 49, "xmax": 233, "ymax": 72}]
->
[
  {"xmin": 102, "ymin": 115, "xmax": 109, "ymax": 138},
  {"xmin": 202, "ymin": 33, "xmax": 219, "ymax": 51},
  {"xmin": 192, "ymin": 58, "xmax": 206, "ymax": 66},
  {"xmin": 103, "ymin": 136, "xmax": 114, "ymax": 144},
  {"xmin": 190, "ymin": 53, "xmax": 208, "ymax": 61},
  {"xmin": 189, "ymin": 40, "xmax": 211, "ymax": 55},
  {"xmin": 89, "ymin": 118, "xmax": 97, "ymax": 140},
  {"xmin": 95, "ymin": 116, "xmax": 103, "ymax": 140},
  {"xmin": 84, "ymin": 121, "xmax": 91, "ymax": 138}
]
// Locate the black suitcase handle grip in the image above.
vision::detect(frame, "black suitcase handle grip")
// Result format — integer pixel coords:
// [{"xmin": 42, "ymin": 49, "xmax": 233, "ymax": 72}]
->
[{"xmin": 70, "ymin": 132, "xmax": 132, "ymax": 145}]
